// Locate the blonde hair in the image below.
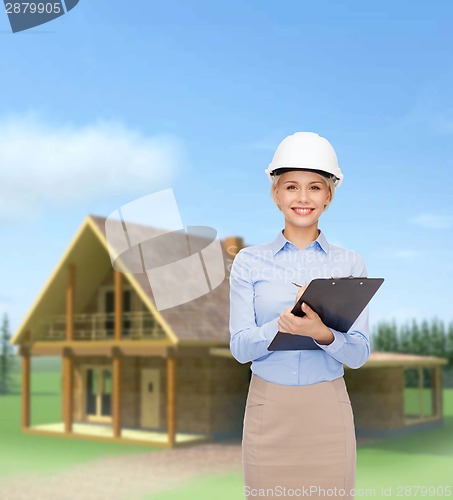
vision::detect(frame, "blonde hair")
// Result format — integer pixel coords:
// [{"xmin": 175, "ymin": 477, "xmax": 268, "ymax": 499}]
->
[{"xmin": 270, "ymin": 172, "xmax": 336, "ymax": 212}]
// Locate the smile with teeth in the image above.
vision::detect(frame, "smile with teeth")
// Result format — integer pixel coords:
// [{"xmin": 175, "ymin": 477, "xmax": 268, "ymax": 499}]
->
[{"xmin": 291, "ymin": 207, "xmax": 315, "ymax": 215}]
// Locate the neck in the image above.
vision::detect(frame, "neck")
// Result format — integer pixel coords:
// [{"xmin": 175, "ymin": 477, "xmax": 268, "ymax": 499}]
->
[{"xmin": 283, "ymin": 226, "xmax": 320, "ymax": 250}]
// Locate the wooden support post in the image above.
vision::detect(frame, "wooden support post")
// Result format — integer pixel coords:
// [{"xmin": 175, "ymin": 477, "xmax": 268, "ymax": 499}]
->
[
  {"xmin": 113, "ymin": 348, "xmax": 122, "ymax": 438},
  {"xmin": 63, "ymin": 348, "xmax": 73, "ymax": 433},
  {"xmin": 167, "ymin": 356, "xmax": 176, "ymax": 447},
  {"xmin": 433, "ymin": 366, "xmax": 442, "ymax": 418},
  {"xmin": 114, "ymin": 270, "xmax": 123, "ymax": 342},
  {"xmin": 21, "ymin": 348, "xmax": 30, "ymax": 429},
  {"xmin": 66, "ymin": 263, "xmax": 75, "ymax": 341},
  {"xmin": 418, "ymin": 367, "xmax": 424, "ymax": 418}
]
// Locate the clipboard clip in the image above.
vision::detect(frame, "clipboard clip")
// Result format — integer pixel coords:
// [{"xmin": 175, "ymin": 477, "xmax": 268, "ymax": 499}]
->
[{"xmin": 329, "ymin": 275, "xmax": 355, "ymax": 279}]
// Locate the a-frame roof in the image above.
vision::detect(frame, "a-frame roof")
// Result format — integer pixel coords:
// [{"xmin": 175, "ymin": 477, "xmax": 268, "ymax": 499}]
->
[{"xmin": 11, "ymin": 214, "xmax": 234, "ymax": 346}]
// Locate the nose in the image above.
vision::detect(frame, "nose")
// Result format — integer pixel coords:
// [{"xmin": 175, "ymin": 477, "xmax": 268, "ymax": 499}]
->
[{"xmin": 297, "ymin": 188, "xmax": 310, "ymax": 203}]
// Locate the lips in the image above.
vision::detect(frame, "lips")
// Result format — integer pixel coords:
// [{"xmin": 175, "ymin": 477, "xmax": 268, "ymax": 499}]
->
[{"xmin": 291, "ymin": 207, "xmax": 315, "ymax": 215}]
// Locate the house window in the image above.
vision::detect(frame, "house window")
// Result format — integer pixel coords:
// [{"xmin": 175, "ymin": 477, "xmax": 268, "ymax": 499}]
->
[
  {"xmin": 404, "ymin": 367, "xmax": 435, "ymax": 422},
  {"xmin": 101, "ymin": 369, "xmax": 112, "ymax": 416},
  {"xmin": 85, "ymin": 367, "xmax": 112, "ymax": 420},
  {"xmin": 104, "ymin": 290, "xmax": 132, "ymax": 337},
  {"xmin": 86, "ymin": 368, "xmax": 98, "ymax": 415}
]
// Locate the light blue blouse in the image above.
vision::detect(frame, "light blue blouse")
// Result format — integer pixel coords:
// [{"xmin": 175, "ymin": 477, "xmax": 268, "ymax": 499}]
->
[{"xmin": 229, "ymin": 228, "xmax": 370, "ymax": 385}]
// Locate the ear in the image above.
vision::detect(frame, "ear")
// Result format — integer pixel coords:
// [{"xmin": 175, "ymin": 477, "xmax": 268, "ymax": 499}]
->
[
  {"xmin": 272, "ymin": 184, "xmax": 279, "ymax": 206},
  {"xmin": 324, "ymin": 186, "xmax": 332, "ymax": 208}
]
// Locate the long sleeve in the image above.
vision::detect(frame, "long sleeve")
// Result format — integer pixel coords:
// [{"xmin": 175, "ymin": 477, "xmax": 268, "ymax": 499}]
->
[
  {"xmin": 229, "ymin": 250, "xmax": 279, "ymax": 364},
  {"xmin": 312, "ymin": 253, "xmax": 371, "ymax": 369}
]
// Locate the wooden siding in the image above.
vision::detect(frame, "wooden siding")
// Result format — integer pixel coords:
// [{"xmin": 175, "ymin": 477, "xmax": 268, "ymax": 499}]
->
[
  {"xmin": 346, "ymin": 367, "xmax": 405, "ymax": 430},
  {"xmin": 209, "ymin": 356, "xmax": 250, "ymax": 437}
]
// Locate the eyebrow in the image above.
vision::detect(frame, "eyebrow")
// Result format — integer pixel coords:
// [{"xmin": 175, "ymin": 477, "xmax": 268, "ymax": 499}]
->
[{"xmin": 283, "ymin": 180, "xmax": 324, "ymax": 185}]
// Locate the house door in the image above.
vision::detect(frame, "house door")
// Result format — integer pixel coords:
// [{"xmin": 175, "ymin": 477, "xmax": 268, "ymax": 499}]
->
[
  {"xmin": 140, "ymin": 368, "xmax": 160, "ymax": 429},
  {"xmin": 86, "ymin": 367, "xmax": 112, "ymax": 422}
]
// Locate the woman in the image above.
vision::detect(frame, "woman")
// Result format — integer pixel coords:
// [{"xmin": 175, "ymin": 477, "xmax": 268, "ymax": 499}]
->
[{"xmin": 229, "ymin": 132, "xmax": 370, "ymax": 499}]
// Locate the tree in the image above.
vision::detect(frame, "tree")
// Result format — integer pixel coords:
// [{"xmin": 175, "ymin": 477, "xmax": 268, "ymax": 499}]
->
[
  {"xmin": 420, "ymin": 319, "xmax": 432, "ymax": 356},
  {"xmin": 373, "ymin": 320, "xmax": 398, "ymax": 352},
  {"xmin": 411, "ymin": 319, "xmax": 422, "ymax": 355},
  {"xmin": 0, "ymin": 313, "xmax": 17, "ymax": 395},
  {"xmin": 430, "ymin": 317, "xmax": 446, "ymax": 358},
  {"xmin": 446, "ymin": 320, "xmax": 453, "ymax": 368},
  {"xmin": 399, "ymin": 321, "xmax": 412, "ymax": 353}
]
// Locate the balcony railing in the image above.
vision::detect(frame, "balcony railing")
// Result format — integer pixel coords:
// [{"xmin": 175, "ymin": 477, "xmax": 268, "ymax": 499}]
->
[{"xmin": 34, "ymin": 311, "xmax": 167, "ymax": 341}]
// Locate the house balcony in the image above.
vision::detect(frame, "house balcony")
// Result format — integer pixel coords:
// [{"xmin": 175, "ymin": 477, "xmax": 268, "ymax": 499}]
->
[{"xmin": 34, "ymin": 312, "xmax": 167, "ymax": 341}]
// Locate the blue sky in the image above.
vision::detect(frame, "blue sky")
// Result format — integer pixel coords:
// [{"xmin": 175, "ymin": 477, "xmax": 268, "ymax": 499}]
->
[{"xmin": 1, "ymin": 0, "xmax": 452, "ymax": 340}]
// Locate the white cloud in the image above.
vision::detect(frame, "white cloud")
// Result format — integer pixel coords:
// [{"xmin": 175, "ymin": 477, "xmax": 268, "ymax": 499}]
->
[
  {"xmin": 408, "ymin": 213, "xmax": 452, "ymax": 230},
  {"xmin": 0, "ymin": 113, "xmax": 185, "ymax": 221}
]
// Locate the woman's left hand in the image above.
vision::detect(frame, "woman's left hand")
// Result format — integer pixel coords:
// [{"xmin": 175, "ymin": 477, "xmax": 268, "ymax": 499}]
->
[{"xmin": 278, "ymin": 302, "xmax": 334, "ymax": 344}]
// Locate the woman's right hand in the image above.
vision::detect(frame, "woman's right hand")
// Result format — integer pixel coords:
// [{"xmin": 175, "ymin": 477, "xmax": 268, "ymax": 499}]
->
[{"xmin": 295, "ymin": 283, "xmax": 308, "ymax": 304}]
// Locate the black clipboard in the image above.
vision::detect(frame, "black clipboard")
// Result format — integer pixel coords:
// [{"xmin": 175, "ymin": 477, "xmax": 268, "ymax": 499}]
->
[{"xmin": 267, "ymin": 276, "xmax": 384, "ymax": 351}]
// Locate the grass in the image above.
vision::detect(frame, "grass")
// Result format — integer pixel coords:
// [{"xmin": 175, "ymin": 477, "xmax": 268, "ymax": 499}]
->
[
  {"xmin": 404, "ymin": 387, "xmax": 437, "ymax": 416},
  {"xmin": 143, "ymin": 390, "xmax": 453, "ymax": 499},
  {"xmin": 146, "ymin": 473, "xmax": 245, "ymax": 500},
  {"xmin": 0, "ymin": 359, "xmax": 161, "ymax": 479},
  {"xmin": 2, "ymin": 358, "xmax": 452, "ymax": 499}
]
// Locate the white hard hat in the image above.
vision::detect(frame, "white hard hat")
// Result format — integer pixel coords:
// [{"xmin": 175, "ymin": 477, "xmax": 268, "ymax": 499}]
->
[{"xmin": 264, "ymin": 132, "xmax": 344, "ymax": 188}]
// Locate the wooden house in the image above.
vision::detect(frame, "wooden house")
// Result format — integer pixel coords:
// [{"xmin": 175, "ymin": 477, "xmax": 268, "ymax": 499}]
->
[
  {"xmin": 341, "ymin": 351, "xmax": 447, "ymax": 439},
  {"xmin": 10, "ymin": 214, "xmax": 251, "ymax": 448},
  {"xmin": 10, "ymin": 215, "xmax": 448, "ymax": 447}
]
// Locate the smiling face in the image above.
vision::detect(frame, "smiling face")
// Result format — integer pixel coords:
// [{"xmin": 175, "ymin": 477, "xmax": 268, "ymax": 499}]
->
[{"xmin": 272, "ymin": 170, "xmax": 332, "ymax": 231}]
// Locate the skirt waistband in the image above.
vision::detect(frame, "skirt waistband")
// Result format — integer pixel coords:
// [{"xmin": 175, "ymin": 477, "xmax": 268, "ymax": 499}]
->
[{"xmin": 248, "ymin": 372, "xmax": 351, "ymax": 405}]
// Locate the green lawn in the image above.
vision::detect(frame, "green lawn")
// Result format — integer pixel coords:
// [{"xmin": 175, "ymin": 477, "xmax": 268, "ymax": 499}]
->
[
  {"xmin": 144, "ymin": 390, "xmax": 453, "ymax": 500},
  {"xmin": 1, "ymin": 360, "xmax": 453, "ymax": 499},
  {"xmin": 0, "ymin": 362, "xmax": 160, "ymax": 479},
  {"xmin": 404, "ymin": 387, "xmax": 438, "ymax": 416}
]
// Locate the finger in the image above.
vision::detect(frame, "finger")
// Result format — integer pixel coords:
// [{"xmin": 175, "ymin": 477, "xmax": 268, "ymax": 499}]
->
[
  {"xmin": 279, "ymin": 314, "xmax": 294, "ymax": 331},
  {"xmin": 281, "ymin": 307, "xmax": 292, "ymax": 318},
  {"xmin": 301, "ymin": 302, "xmax": 312, "ymax": 316},
  {"xmin": 302, "ymin": 303, "xmax": 320, "ymax": 321},
  {"xmin": 278, "ymin": 319, "xmax": 290, "ymax": 333},
  {"xmin": 279, "ymin": 315, "xmax": 289, "ymax": 329},
  {"xmin": 296, "ymin": 285, "xmax": 307, "ymax": 301}
]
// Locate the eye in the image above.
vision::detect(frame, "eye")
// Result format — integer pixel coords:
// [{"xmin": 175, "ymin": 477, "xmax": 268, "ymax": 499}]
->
[
  {"xmin": 310, "ymin": 186, "xmax": 321, "ymax": 190},
  {"xmin": 286, "ymin": 185, "xmax": 297, "ymax": 190}
]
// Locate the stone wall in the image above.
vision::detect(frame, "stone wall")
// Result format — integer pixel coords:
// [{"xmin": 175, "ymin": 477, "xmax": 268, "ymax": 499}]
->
[
  {"xmin": 209, "ymin": 356, "xmax": 250, "ymax": 439},
  {"xmin": 172, "ymin": 351, "xmax": 212, "ymax": 434},
  {"xmin": 345, "ymin": 367, "xmax": 404, "ymax": 430},
  {"xmin": 70, "ymin": 351, "xmax": 251, "ymax": 439}
]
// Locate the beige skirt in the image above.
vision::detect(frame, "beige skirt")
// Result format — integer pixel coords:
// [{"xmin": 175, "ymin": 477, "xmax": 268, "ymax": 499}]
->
[{"xmin": 242, "ymin": 373, "xmax": 356, "ymax": 499}]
